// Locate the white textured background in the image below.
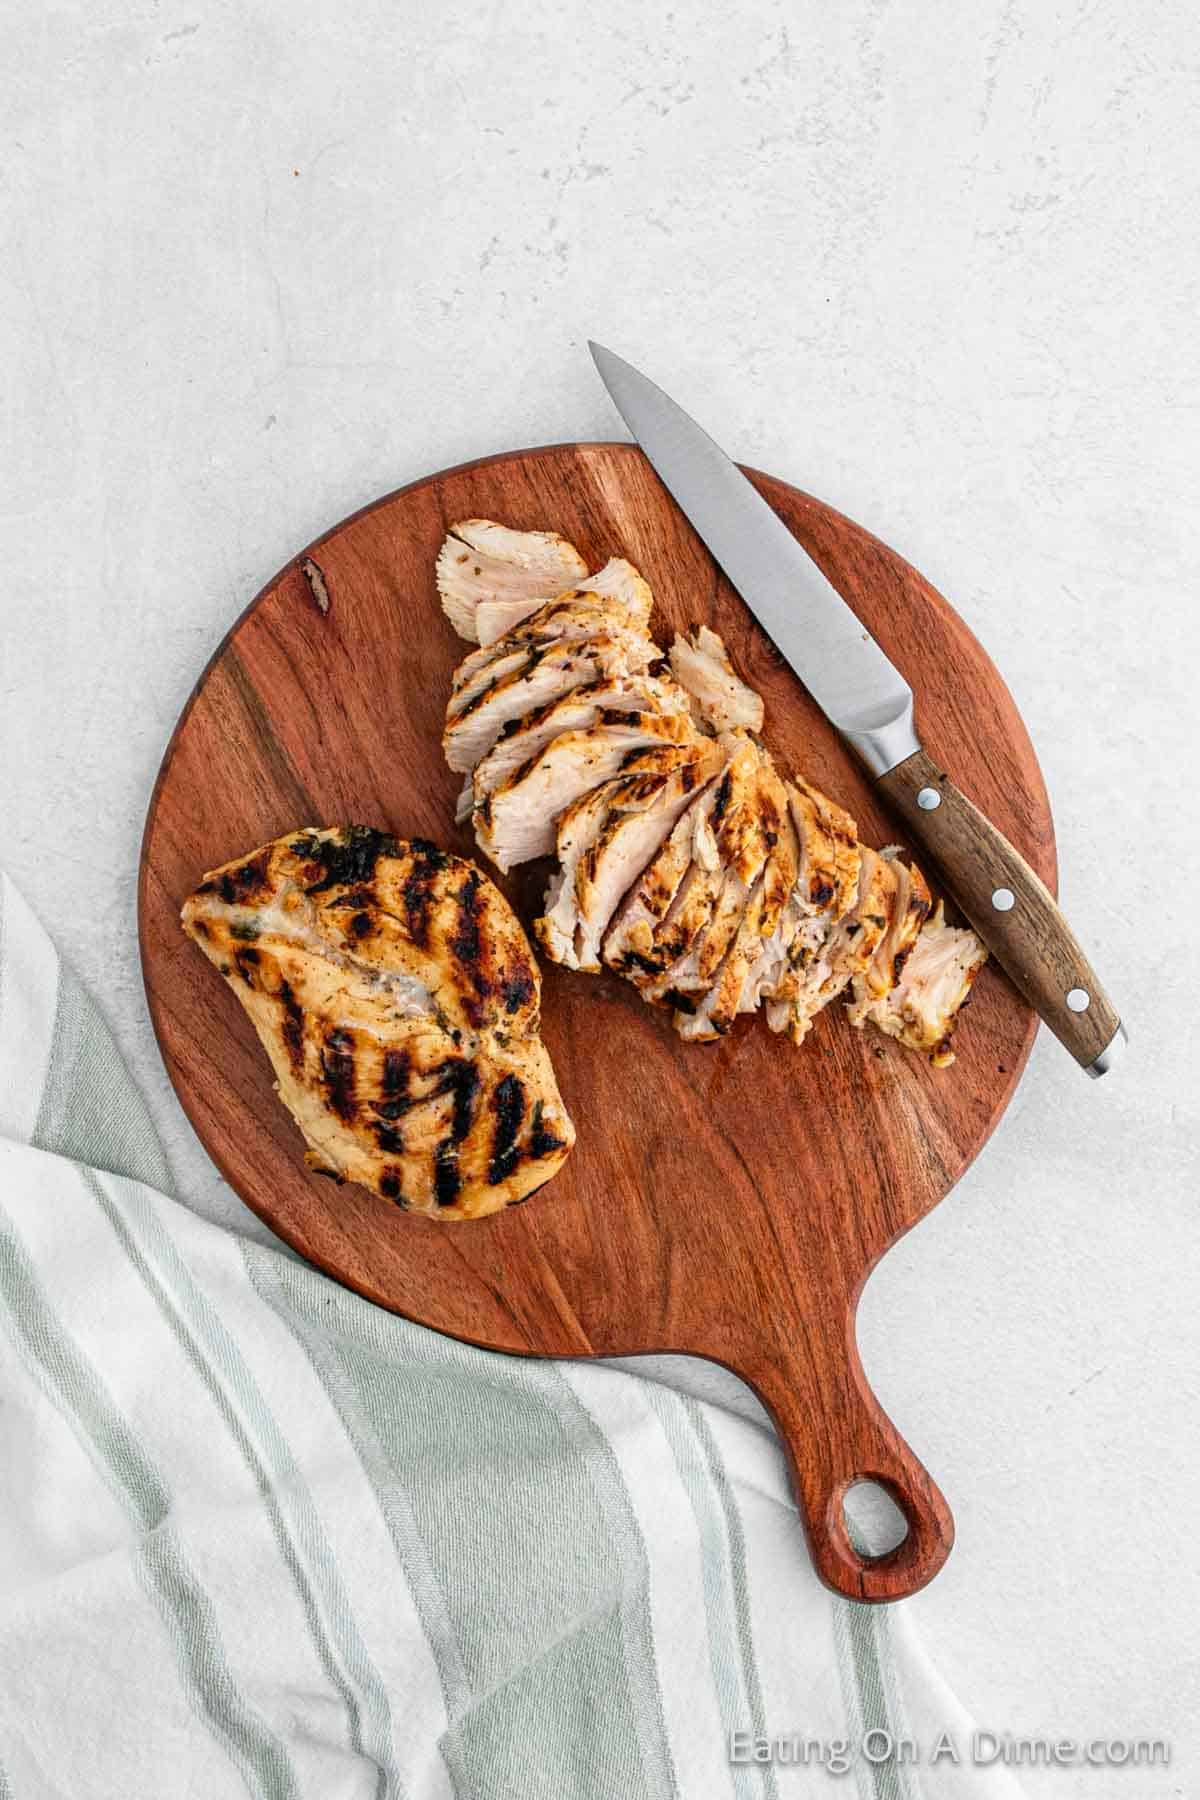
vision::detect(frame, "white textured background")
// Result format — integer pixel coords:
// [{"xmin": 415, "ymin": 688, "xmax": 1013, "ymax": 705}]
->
[{"xmin": 3, "ymin": 1, "xmax": 1198, "ymax": 1793}]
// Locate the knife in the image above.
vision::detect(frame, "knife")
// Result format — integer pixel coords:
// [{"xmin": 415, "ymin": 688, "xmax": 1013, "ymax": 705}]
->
[{"xmin": 589, "ymin": 342, "xmax": 1125, "ymax": 1076}]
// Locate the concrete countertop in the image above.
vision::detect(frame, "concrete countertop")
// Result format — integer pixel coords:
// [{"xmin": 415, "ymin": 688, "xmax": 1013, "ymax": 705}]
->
[{"xmin": 4, "ymin": 2, "xmax": 1196, "ymax": 1793}]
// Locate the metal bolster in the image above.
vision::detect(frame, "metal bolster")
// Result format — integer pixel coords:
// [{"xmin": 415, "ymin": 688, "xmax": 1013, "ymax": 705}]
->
[
  {"xmin": 843, "ymin": 696, "xmax": 922, "ymax": 779},
  {"xmin": 1085, "ymin": 1022, "xmax": 1129, "ymax": 1079}
]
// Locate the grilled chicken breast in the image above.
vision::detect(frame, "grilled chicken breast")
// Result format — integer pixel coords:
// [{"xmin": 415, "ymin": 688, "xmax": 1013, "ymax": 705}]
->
[
  {"xmin": 602, "ymin": 736, "xmax": 757, "ymax": 985},
  {"xmin": 763, "ymin": 844, "xmax": 896, "ymax": 1045},
  {"xmin": 436, "ymin": 521, "xmax": 587, "ymax": 642},
  {"xmin": 181, "ymin": 827, "xmax": 574, "ymax": 1219},
  {"xmin": 676, "ymin": 768, "xmax": 800, "ymax": 1041},
  {"xmin": 437, "ymin": 517, "xmax": 986, "ymax": 1067},
  {"xmin": 469, "ymin": 673, "xmax": 691, "ymax": 806},
  {"xmin": 475, "ymin": 555, "xmax": 654, "ymax": 647},
  {"xmin": 859, "ymin": 902, "xmax": 988, "ymax": 1066},
  {"xmin": 645, "ymin": 747, "xmax": 785, "ymax": 1016},
  {"xmin": 669, "ymin": 625, "xmax": 764, "ymax": 734},
  {"xmin": 538, "ymin": 742, "xmax": 726, "ymax": 970},
  {"xmin": 845, "ymin": 853, "xmax": 932, "ymax": 1023},
  {"xmin": 450, "ymin": 592, "xmax": 658, "ymax": 707},
  {"xmin": 476, "ymin": 712, "xmax": 702, "ymax": 871},
  {"xmin": 443, "ymin": 637, "xmax": 657, "ymax": 773}
]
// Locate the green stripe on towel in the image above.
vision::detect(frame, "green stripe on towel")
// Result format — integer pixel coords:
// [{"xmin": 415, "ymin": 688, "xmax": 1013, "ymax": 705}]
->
[
  {"xmin": 81, "ymin": 1168, "xmax": 404, "ymax": 1800},
  {"xmin": 242, "ymin": 1250, "xmax": 676, "ymax": 1800},
  {"xmin": 0, "ymin": 1201, "xmax": 298, "ymax": 1800}
]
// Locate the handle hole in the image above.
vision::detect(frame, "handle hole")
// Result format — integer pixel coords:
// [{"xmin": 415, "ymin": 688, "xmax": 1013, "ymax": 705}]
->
[{"xmin": 843, "ymin": 1479, "xmax": 909, "ymax": 1558}]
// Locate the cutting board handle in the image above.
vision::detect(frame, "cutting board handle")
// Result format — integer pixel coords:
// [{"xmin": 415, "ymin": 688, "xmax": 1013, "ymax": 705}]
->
[{"xmin": 749, "ymin": 1342, "xmax": 954, "ymax": 1604}]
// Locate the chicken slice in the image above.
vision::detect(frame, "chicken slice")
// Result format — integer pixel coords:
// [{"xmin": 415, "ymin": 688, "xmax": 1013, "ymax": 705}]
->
[
  {"xmin": 443, "ymin": 637, "xmax": 656, "ymax": 773},
  {"xmin": 577, "ymin": 557, "xmax": 653, "ymax": 625},
  {"xmin": 469, "ymin": 673, "xmax": 690, "ymax": 805},
  {"xmin": 845, "ymin": 853, "xmax": 932, "ymax": 1023},
  {"xmin": 181, "ymin": 827, "xmax": 574, "ymax": 1218},
  {"xmin": 603, "ymin": 736, "xmax": 759, "ymax": 983},
  {"xmin": 538, "ymin": 740, "xmax": 726, "ymax": 970},
  {"xmin": 764, "ymin": 845, "xmax": 897, "ymax": 1045},
  {"xmin": 788, "ymin": 777, "xmax": 861, "ymax": 919},
  {"xmin": 668, "ymin": 625, "xmax": 765, "ymax": 734},
  {"xmin": 858, "ymin": 903, "xmax": 987, "ymax": 1066},
  {"xmin": 600, "ymin": 738, "xmax": 752, "ymax": 979},
  {"xmin": 475, "ymin": 713, "xmax": 702, "ymax": 872},
  {"xmin": 450, "ymin": 592, "xmax": 657, "ymax": 706},
  {"xmin": 674, "ymin": 774, "xmax": 801, "ymax": 1041},
  {"xmin": 436, "ymin": 521, "xmax": 587, "ymax": 643},
  {"xmin": 650, "ymin": 752, "xmax": 786, "ymax": 1010},
  {"xmin": 475, "ymin": 555, "xmax": 654, "ymax": 647}
]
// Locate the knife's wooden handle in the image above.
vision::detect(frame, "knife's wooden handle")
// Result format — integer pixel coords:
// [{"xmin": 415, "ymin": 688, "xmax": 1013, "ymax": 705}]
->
[{"xmin": 878, "ymin": 747, "xmax": 1123, "ymax": 1071}]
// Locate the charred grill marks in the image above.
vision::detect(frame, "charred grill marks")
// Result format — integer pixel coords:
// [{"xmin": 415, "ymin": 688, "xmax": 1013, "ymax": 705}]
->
[
  {"xmin": 400, "ymin": 839, "xmax": 451, "ymax": 945},
  {"xmin": 278, "ymin": 980, "xmax": 305, "ymax": 1072},
  {"xmin": 445, "ymin": 1059, "xmax": 481, "ymax": 1143},
  {"xmin": 234, "ymin": 947, "xmax": 260, "ymax": 985},
  {"xmin": 488, "ymin": 1073, "xmax": 526, "ymax": 1185},
  {"xmin": 382, "ymin": 1048, "xmax": 409, "ymax": 1096},
  {"xmin": 209, "ymin": 850, "xmax": 270, "ymax": 905},
  {"xmin": 320, "ymin": 1027, "xmax": 357, "ymax": 1123},
  {"xmin": 448, "ymin": 869, "xmax": 497, "ymax": 1026},
  {"xmin": 433, "ymin": 1141, "xmax": 462, "ymax": 1207},
  {"xmin": 528, "ymin": 1100, "xmax": 568, "ymax": 1161},
  {"xmin": 501, "ymin": 966, "xmax": 535, "ymax": 1015},
  {"xmin": 295, "ymin": 826, "xmax": 401, "ymax": 894},
  {"xmin": 378, "ymin": 1167, "xmax": 406, "ymax": 1205},
  {"xmin": 710, "ymin": 770, "xmax": 734, "ymax": 828}
]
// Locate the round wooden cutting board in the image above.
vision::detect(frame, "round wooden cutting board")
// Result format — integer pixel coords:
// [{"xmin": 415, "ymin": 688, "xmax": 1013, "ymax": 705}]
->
[{"xmin": 139, "ymin": 443, "xmax": 1055, "ymax": 1602}]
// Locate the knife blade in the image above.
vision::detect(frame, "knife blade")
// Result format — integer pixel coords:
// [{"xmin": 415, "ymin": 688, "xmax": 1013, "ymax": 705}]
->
[{"xmin": 589, "ymin": 341, "xmax": 1126, "ymax": 1077}]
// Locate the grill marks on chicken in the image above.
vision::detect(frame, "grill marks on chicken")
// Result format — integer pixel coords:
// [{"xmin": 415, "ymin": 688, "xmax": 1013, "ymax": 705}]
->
[
  {"xmin": 538, "ymin": 743, "xmax": 726, "ymax": 972},
  {"xmin": 182, "ymin": 827, "xmax": 574, "ymax": 1218},
  {"xmin": 476, "ymin": 711, "xmax": 701, "ymax": 872},
  {"xmin": 435, "ymin": 519, "xmax": 987, "ymax": 1066}
]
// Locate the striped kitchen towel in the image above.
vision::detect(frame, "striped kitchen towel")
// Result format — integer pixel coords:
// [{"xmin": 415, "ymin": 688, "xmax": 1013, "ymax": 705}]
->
[{"xmin": 0, "ymin": 869, "xmax": 1022, "ymax": 1800}]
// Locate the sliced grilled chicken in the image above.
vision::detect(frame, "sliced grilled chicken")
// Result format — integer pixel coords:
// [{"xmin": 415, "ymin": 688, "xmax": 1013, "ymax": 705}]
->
[
  {"xmin": 469, "ymin": 673, "xmax": 690, "ymax": 805},
  {"xmin": 604, "ymin": 735, "xmax": 761, "ymax": 992},
  {"xmin": 675, "ymin": 773, "xmax": 801, "ymax": 1040},
  {"xmin": 182, "ymin": 827, "xmax": 574, "ymax": 1219},
  {"xmin": 444, "ymin": 637, "xmax": 657, "ymax": 773},
  {"xmin": 669, "ymin": 625, "xmax": 765, "ymax": 734},
  {"xmin": 649, "ymin": 750, "xmax": 786, "ymax": 1013},
  {"xmin": 788, "ymin": 777, "xmax": 861, "ymax": 918},
  {"xmin": 475, "ymin": 713, "xmax": 702, "ymax": 872},
  {"xmin": 475, "ymin": 555, "xmax": 654, "ymax": 647},
  {"xmin": 538, "ymin": 741, "xmax": 726, "ymax": 970},
  {"xmin": 577, "ymin": 557, "xmax": 653, "ymax": 625},
  {"xmin": 845, "ymin": 853, "xmax": 932, "ymax": 1024},
  {"xmin": 436, "ymin": 520, "xmax": 987, "ymax": 1069},
  {"xmin": 859, "ymin": 902, "xmax": 988, "ymax": 1066},
  {"xmin": 730, "ymin": 801, "xmax": 806, "ymax": 1012},
  {"xmin": 450, "ymin": 592, "xmax": 657, "ymax": 707},
  {"xmin": 764, "ymin": 845, "xmax": 897, "ymax": 1045},
  {"xmin": 436, "ymin": 521, "xmax": 587, "ymax": 643}
]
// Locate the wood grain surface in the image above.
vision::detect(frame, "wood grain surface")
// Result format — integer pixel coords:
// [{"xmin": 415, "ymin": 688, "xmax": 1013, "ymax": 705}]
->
[{"xmin": 138, "ymin": 442, "xmax": 1056, "ymax": 1602}]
